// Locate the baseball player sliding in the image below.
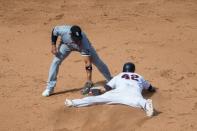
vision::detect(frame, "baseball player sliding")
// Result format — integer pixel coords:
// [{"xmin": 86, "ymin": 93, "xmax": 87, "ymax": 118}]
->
[
  {"xmin": 42, "ymin": 25, "xmax": 112, "ymax": 97},
  {"xmin": 65, "ymin": 62, "xmax": 155, "ymax": 117}
]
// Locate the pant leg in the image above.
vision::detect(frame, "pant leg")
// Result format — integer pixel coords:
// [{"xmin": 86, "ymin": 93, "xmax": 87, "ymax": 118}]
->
[
  {"xmin": 72, "ymin": 92, "xmax": 147, "ymax": 109},
  {"xmin": 46, "ymin": 44, "xmax": 71, "ymax": 90},
  {"xmin": 89, "ymin": 46, "xmax": 112, "ymax": 81},
  {"xmin": 71, "ymin": 91, "xmax": 122, "ymax": 107},
  {"xmin": 117, "ymin": 94, "xmax": 147, "ymax": 109}
]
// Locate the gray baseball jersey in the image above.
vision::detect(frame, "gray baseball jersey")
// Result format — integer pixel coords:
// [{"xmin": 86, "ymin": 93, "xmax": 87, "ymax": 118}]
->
[
  {"xmin": 52, "ymin": 25, "xmax": 91, "ymax": 56},
  {"xmin": 46, "ymin": 25, "xmax": 112, "ymax": 90}
]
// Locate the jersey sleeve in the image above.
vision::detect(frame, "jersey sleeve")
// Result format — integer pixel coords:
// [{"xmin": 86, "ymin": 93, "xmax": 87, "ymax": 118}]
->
[
  {"xmin": 140, "ymin": 77, "xmax": 151, "ymax": 90},
  {"xmin": 106, "ymin": 76, "xmax": 117, "ymax": 89},
  {"xmin": 51, "ymin": 29, "xmax": 57, "ymax": 45},
  {"xmin": 80, "ymin": 33, "xmax": 91, "ymax": 56},
  {"xmin": 52, "ymin": 26, "xmax": 60, "ymax": 36},
  {"xmin": 51, "ymin": 26, "xmax": 60, "ymax": 45}
]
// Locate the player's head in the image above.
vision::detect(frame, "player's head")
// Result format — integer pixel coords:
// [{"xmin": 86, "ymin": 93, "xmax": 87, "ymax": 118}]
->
[
  {"xmin": 122, "ymin": 62, "xmax": 135, "ymax": 72},
  {"xmin": 70, "ymin": 25, "xmax": 83, "ymax": 42}
]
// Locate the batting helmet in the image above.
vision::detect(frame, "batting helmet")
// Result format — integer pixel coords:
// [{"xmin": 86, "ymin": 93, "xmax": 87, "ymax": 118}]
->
[{"xmin": 123, "ymin": 62, "xmax": 135, "ymax": 72}]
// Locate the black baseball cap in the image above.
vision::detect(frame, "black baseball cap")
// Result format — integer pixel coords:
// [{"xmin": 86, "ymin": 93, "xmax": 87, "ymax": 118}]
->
[{"xmin": 70, "ymin": 25, "xmax": 83, "ymax": 41}]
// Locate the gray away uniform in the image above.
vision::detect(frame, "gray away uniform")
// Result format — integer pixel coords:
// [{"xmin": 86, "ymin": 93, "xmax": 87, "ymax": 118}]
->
[{"xmin": 46, "ymin": 25, "xmax": 112, "ymax": 90}]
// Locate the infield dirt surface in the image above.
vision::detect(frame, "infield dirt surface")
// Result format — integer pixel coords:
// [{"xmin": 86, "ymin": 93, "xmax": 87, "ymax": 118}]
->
[{"xmin": 0, "ymin": 0, "xmax": 197, "ymax": 130}]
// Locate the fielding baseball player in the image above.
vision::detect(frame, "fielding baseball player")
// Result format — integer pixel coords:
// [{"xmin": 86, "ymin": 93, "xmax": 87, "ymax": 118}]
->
[
  {"xmin": 42, "ymin": 25, "xmax": 112, "ymax": 97},
  {"xmin": 65, "ymin": 62, "xmax": 155, "ymax": 117}
]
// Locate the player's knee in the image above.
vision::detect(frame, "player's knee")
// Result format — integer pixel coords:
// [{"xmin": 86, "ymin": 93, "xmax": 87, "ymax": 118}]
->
[{"xmin": 52, "ymin": 57, "xmax": 62, "ymax": 65}]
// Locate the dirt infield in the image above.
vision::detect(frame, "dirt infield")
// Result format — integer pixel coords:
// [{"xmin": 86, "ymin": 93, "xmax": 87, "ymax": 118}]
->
[{"xmin": 0, "ymin": 0, "xmax": 197, "ymax": 130}]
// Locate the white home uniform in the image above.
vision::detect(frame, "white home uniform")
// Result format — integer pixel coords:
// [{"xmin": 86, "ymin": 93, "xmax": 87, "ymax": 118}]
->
[
  {"xmin": 46, "ymin": 25, "xmax": 112, "ymax": 91},
  {"xmin": 70, "ymin": 72, "xmax": 150, "ymax": 109}
]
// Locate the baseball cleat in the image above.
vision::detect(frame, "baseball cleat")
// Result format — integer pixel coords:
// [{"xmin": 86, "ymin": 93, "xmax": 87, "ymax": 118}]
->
[
  {"xmin": 145, "ymin": 99, "xmax": 154, "ymax": 117},
  {"xmin": 65, "ymin": 99, "xmax": 73, "ymax": 107},
  {"xmin": 42, "ymin": 89, "xmax": 54, "ymax": 97}
]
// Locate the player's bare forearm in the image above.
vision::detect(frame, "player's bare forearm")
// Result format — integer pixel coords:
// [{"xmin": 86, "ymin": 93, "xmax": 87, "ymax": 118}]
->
[
  {"xmin": 83, "ymin": 56, "xmax": 92, "ymax": 82},
  {"xmin": 98, "ymin": 86, "xmax": 107, "ymax": 93},
  {"xmin": 89, "ymin": 86, "xmax": 106, "ymax": 96},
  {"xmin": 86, "ymin": 70, "xmax": 92, "ymax": 82},
  {"xmin": 94, "ymin": 85, "xmax": 111, "ymax": 94}
]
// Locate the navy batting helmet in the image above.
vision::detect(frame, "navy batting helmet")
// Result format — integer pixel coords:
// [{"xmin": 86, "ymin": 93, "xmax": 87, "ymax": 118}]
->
[{"xmin": 123, "ymin": 62, "xmax": 135, "ymax": 72}]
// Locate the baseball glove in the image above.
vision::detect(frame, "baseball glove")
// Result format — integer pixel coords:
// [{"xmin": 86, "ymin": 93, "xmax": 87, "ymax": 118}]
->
[{"xmin": 81, "ymin": 81, "xmax": 93, "ymax": 95}]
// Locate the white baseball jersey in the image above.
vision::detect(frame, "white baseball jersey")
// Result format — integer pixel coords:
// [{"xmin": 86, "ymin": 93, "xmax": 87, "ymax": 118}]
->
[
  {"xmin": 70, "ymin": 72, "xmax": 150, "ymax": 108},
  {"xmin": 107, "ymin": 72, "xmax": 150, "ymax": 95}
]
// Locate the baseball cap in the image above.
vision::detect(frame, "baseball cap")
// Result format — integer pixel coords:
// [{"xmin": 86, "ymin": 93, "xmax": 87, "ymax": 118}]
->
[{"xmin": 70, "ymin": 25, "xmax": 83, "ymax": 41}]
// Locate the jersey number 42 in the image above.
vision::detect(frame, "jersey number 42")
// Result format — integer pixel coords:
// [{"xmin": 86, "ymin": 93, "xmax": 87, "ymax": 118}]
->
[{"xmin": 121, "ymin": 74, "xmax": 139, "ymax": 81}]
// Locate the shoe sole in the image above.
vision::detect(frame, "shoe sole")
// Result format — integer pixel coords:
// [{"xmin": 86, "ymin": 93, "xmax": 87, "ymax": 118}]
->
[
  {"xmin": 146, "ymin": 99, "xmax": 154, "ymax": 117},
  {"xmin": 65, "ymin": 99, "xmax": 73, "ymax": 107},
  {"xmin": 42, "ymin": 90, "xmax": 54, "ymax": 97}
]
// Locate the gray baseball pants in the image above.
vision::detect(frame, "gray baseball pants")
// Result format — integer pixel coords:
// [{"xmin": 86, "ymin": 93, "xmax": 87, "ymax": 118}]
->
[{"xmin": 46, "ymin": 43, "xmax": 112, "ymax": 90}]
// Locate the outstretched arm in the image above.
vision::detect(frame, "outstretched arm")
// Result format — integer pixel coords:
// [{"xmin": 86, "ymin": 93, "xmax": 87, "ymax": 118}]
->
[
  {"xmin": 89, "ymin": 84, "xmax": 112, "ymax": 96},
  {"xmin": 141, "ymin": 76, "xmax": 156, "ymax": 92},
  {"xmin": 89, "ymin": 77, "xmax": 116, "ymax": 96}
]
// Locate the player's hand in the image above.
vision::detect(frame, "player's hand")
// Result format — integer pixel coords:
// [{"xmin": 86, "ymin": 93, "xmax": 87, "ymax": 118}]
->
[
  {"xmin": 51, "ymin": 45, "xmax": 57, "ymax": 55},
  {"xmin": 148, "ymin": 85, "xmax": 156, "ymax": 92},
  {"xmin": 88, "ymin": 88, "xmax": 102, "ymax": 96},
  {"xmin": 99, "ymin": 87, "xmax": 107, "ymax": 94}
]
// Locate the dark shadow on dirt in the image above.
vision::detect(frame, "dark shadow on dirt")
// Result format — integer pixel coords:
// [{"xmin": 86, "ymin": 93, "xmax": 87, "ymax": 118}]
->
[
  {"xmin": 51, "ymin": 87, "xmax": 83, "ymax": 96},
  {"xmin": 51, "ymin": 80, "xmax": 107, "ymax": 96}
]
